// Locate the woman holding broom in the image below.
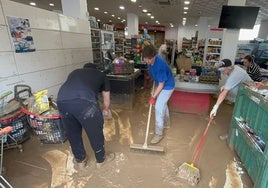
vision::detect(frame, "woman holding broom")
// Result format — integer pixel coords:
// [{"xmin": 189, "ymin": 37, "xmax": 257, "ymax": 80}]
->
[{"xmin": 142, "ymin": 44, "xmax": 175, "ymax": 144}]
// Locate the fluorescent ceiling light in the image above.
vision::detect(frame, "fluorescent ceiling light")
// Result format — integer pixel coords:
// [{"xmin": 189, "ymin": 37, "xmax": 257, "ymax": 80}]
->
[
  {"xmin": 104, "ymin": 11, "xmax": 108, "ymax": 14},
  {"xmin": 119, "ymin": 6, "xmax": 125, "ymax": 10},
  {"xmin": 29, "ymin": 2, "xmax": 36, "ymax": 6},
  {"xmin": 49, "ymin": 3, "xmax": 54, "ymax": 7},
  {"xmin": 184, "ymin": 7, "xmax": 189, "ymax": 10},
  {"xmin": 131, "ymin": 0, "xmax": 137, "ymax": 2},
  {"xmin": 184, "ymin": 12, "xmax": 187, "ymax": 14},
  {"xmin": 111, "ymin": 14, "xmax": 115, "ymax": 17},
  {"xmin": 94, "ymin": 7, "xmax": 99, "ymax": 10},
  {"xmin": 151, "ymin": 16, "xmax": 154, "ymax": 19},
  {"xmin": 142, "ymin": 9, "xmax": 148, "ymax": 13},
  {"xmin": 184, "ymin": 1, "xmax": 190, "ymax": 5}
]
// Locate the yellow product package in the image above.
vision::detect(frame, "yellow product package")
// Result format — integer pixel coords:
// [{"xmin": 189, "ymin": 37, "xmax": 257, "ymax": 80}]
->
[{"xmin": 31, "ymin": 89, "xmax": 50, "ymax": 114}]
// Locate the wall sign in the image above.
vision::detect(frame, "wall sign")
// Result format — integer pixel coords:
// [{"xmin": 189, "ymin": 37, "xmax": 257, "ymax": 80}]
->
[{"xmin": 6, "ymin": 16, "xmax": 35, "ymax": 53}]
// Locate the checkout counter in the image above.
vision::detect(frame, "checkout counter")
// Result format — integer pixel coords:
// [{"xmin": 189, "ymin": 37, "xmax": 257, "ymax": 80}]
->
[
  {"xmin": 106, "ymin": 68, "xmax": 141, "ymax": 109},
  {"xmin": 169, "ymin": 78, "xmax": 218, "ymax": 114}
]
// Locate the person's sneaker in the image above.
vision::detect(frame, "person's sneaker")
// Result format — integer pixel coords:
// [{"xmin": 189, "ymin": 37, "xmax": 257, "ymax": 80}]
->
[
  {"xmin": 96, "ymin": 152, "xmax": 115, "ymax": 169},
  {"xmin": 77, "ymin": 156, "xmax": 88, "ymax": 169},
  {"xmin": 219, "ymin": 133, "xmax": 229, "ymax": 140},
  {"xmin": 164, "ymin": 125, "xmax": 170, "ymax": 129},
  {"xmin": 150, "ymin": 134, "xmax": 163, "ymax": 144}
]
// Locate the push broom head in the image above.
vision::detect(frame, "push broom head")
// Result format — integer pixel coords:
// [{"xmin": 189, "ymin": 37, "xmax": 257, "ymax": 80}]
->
[
  {"xmin": 130, "ymin": 143, "xmax": 165, "ymax": 153},
  {"xmin": 176, "ymin": 162, "xmax": 200, "ymax": 186}
]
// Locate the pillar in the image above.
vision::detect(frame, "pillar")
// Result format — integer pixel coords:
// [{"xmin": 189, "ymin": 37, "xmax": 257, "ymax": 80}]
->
[
  {"xmin": 258, "ymin": 20, "xmax": 268, "ymax": 40},
  {"xmin": 197, "ymin": 17, "xmax": 208, "ymax": 41},
  {"xmin": 61, "ymin": 0, "xmax": 88, "ymax": 20},
  {"xmin": 221, "ymin": 0, "xmax": 246, "ymax": 63},
  {"xmin": 126, "ymin": 13, "xmax": 139, "ymax": 39}
]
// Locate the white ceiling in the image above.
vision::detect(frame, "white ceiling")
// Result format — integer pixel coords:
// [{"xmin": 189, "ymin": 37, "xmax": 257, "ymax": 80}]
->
[{"xmin": 10, "ymin": 0, "xmax": 268, "ymax": 28}]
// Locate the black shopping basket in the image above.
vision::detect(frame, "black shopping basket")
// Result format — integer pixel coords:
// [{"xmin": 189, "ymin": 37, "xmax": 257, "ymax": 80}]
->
[
  {"xmin": 22, "ymin": 108, "xmax": 66, "ymax": 144},
  {"xmin": 0, "ymin": 107, "xmax": 30, "ymax": 146}
]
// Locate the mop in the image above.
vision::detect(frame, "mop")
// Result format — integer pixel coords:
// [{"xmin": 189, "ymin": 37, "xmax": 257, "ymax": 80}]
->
[
  {"xmin": 177, "ymin": 118, "xmax": 213, "ymax": 186},
  {"xmin": 130, "ymin": 82, "xmax": 165, "ymax": 153}
]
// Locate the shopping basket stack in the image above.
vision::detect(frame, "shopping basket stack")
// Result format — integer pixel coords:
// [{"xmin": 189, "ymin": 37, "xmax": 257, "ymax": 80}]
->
[
  {"xmin": 0, "ymin": 92, "xmax": 29, "ymax": 152},
  {"xmin": 22, "ymin": 108, "xmax": 66, "ymax": 144},
  {"xmin": 0, "ymin": 106, "xmax": 30, "ymax": 148},
  {"xmin": 0, "ymin": 127, "xmax": 14, "ymax": 188}
]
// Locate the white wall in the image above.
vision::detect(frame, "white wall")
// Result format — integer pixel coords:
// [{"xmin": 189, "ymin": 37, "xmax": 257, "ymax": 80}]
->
[
  {"xmin": 221, "ymin": 29, "xmax": 240, "ymax": 62},
  {"xmin": 165, "ymin": 27, "xmax": 178, "ymax": 40},
  {"xmin": 0, "ymin": 0, "xmax": 92, "ymax": 101},
  {"xmin": 177, "ymin": 25, "xmax": 197, "ymax": 51}
]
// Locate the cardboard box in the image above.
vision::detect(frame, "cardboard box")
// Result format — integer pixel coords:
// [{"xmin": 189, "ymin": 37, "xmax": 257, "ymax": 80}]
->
[{"xmin": 176, "ymin": 57, "xmax": 192, "ymax": 71}]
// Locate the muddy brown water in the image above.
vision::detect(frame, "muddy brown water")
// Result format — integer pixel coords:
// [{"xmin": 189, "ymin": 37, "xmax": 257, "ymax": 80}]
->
[{"xmin": 3, "ymin": 87, "xmax": 253, "ymax": 187}]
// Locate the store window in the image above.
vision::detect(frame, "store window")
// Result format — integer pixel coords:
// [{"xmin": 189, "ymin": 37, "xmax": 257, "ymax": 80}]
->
[{"xmin": 239, "ymin": 24, "xmax": 260, "ymax": 40}]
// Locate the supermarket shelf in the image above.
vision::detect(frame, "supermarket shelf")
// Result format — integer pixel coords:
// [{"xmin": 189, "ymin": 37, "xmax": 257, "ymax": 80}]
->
[{"xmin": 207, "ymin": 53, "xmax": 220, "ymax": 55}]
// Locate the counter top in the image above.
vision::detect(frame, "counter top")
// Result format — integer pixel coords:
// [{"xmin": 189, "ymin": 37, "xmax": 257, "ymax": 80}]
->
[
  {"xmin": 175, "ymin": 80, "xmax": 218, "ymax": 94},
  {"xmin": 106, "ymin": 68, "xmax": 141, "ymax": 80}
]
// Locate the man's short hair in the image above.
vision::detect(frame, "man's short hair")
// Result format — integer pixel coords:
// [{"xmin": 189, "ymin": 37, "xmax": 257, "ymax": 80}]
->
[
  {"xmin": 83, "ymin": 63, "xmax": 97, "ymax": 69},
  {"xmin": 142, "ymin": 44, "xmax": 157, "ymax": 58}
]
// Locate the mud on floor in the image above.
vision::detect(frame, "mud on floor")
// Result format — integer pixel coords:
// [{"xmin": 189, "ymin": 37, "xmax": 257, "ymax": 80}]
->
[{"xmin": 3, "ymin": 88, "xmax": 253, "ymax": 188}]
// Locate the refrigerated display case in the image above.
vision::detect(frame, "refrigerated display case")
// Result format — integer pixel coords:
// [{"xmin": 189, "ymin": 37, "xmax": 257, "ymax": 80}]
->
[
  {"xmin": 90, "ymin": 29, "xmax": 102, "ymax": 64},
  {"xmin": 229, "ymin": 84, "xmax": 268, "ymax": 188},
  {"xmin": 101, "ymin": 30, "xmax": 115, "ymax": 60}
]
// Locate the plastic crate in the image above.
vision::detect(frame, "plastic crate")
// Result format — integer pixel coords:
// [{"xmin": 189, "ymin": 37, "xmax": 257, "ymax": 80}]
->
[
  {"xmin": 22, "ymin": 108, "xmax": 66, "ymax": 144},
  {"xmin": 229, "ymin": 84, "xmax": 268, "ymax": 188},
  {"xmin": 0, "ymin": 109, "xmax": 30, "ymax": 144}
]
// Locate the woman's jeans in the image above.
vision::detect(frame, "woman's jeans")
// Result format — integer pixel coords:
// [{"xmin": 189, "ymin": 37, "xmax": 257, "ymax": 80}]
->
[{"xmin": 155, "ymin": 89, "xmax": 174, "ymax": 136}]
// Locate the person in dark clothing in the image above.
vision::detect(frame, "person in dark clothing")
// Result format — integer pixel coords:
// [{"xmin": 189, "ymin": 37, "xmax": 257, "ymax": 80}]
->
[
  {"xmin": 57, "ymin": 63, "xmax": 114, "ymax": 169},
  {"xmin": 243, "ymin": 55, "xmax": 263, "ymax": 82}
]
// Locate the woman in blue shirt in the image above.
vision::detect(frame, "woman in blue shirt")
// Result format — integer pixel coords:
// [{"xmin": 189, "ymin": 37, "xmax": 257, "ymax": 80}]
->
[{"xmin": 142, "ymin": 44, "xmax": 175, "ymax": 144}]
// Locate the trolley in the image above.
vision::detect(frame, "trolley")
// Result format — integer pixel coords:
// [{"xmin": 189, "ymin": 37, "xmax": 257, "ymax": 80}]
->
[
  {"xmin": 0, "ymin": 127, "xmax": 13, "ymax": 188},
  {"xmin": 0, "ymin": 91, "xmax": 27, "ymax": 152}
]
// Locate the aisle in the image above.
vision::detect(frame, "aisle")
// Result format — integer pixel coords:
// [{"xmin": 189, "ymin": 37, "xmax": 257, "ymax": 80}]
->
[{"xmin": 3, "ymin": 88, "xmax": 253, "ymax": 188}]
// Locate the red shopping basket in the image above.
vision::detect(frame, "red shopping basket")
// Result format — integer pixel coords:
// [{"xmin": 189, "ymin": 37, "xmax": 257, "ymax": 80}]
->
[
  {"xmin": 0, "ymin": 108, "xmax": 30, "ymax": 145},
  {"xmin": 21, "ymin": 108, "xmax": 66, "ymax": 144}
]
